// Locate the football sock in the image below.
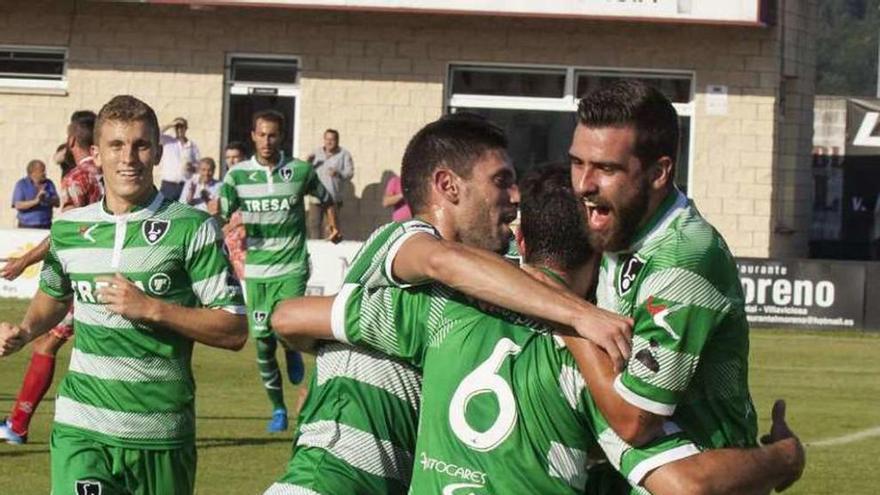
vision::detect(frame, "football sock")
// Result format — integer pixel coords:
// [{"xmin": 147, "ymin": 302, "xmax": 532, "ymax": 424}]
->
[
  {"xmin": 9, "ymin": 352, "xmax": 56, "ymax": 436},
  {"xmin": 256, "ymin": 336, "xmax": 286, "ymax": 411}
]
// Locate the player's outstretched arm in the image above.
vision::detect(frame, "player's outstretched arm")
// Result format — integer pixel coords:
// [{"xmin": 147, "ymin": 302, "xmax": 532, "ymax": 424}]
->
[
  {"xmin": 0, "ymin": 290, "xmax": 70, "ymax": 356},
  {"xmin": 1, "ymin": 237, "xmax": 50, "ymax": 281},
  {"xmin": 392, "ymin": 233, "xmax": 633, "ymax": 369},
  {"xmin": 563, "ymin": 335, "xmax": 664, "ymax": 446},
  {"xmin": 643, "ymin": 401, "xmax": 805, "ymax": 495},
  {"xmin": 96, "ymin": 274, "xmax": 247, "ymax": 351},
  {"xmin": 272, "ymin": 296, "xmax": 335, "ymax": 352}
]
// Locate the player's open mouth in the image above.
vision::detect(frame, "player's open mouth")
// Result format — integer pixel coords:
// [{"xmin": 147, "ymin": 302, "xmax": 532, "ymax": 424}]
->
[{"xmin": 584, "ymin": 199, "xmax": 612, "ymax": 231}]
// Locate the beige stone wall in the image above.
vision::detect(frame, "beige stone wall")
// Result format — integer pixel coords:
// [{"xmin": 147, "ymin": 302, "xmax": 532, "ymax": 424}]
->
[
  {"xmin": 770, "ymin": 0, "xmax": 818, "ymax": 257},
  {"xmin": 0, "ymin": 0, "xmax": 816, "ymax": 255}
]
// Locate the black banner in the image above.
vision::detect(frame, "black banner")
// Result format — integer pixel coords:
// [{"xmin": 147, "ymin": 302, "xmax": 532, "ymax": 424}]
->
[
  {"xmin": 810, "ymin": 98, "xmax": 880, "ymax": 258},
  {"xmin": 737, "ymin": 258, "xmax": 865, "ymax": 329}
]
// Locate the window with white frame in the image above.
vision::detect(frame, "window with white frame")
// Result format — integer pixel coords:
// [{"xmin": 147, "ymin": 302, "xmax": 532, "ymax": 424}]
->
[
  {"xmin": 447, "ymin": 64, "xmax": 694, "ymax": 193},
  {"xmin": 0, "ymin": 46, "xmax": 67, "ymax": 91}
]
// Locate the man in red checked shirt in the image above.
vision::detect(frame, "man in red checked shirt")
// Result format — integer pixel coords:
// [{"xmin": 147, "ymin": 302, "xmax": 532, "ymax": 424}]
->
[
  {"xmin": 0, "ymin": 110, "xmax": 101, "ymax": 445},
  {"xmin": 59, "ymin": 111, "xmax": 103, "ymax": 210}
]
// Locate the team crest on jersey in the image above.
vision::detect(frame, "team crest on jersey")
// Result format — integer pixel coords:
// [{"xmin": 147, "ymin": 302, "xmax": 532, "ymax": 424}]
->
[
  {"xmin": 279, "ymin": 167, "xmax": 293, "ymax": 182},
  {"xmin": 253, "ymin": 311, "xmax": 268, "ymax": 323},
  {"xmin": 143, "ymin": 219, "xmax": 171, "ymax": 245},
  {"xmin": 148, "ymin": 273, "xmax": 172, "ymax": 295},
  {"xmin": 76, "ymin": 480, "xmax": 103, "ymax": 495},
  {"xmin": 618, "ymin": 254, "xmax": 645, "ymax": 295}
]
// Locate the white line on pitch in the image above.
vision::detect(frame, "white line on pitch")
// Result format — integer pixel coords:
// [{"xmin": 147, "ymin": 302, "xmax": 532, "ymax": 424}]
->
[{"xmin": 807, "ymin": 426, "xmax": 880, "ymax": 447}]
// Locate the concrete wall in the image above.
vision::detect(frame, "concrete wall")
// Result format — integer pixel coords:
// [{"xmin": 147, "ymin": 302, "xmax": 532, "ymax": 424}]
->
[{"xmin": 0, "ymin": 0, "xmax": 817, "ymax": 255}]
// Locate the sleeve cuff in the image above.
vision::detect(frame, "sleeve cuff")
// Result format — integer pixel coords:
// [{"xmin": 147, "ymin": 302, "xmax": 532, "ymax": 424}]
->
[
  {"xmin": 627, "ymin": 443, "xmax": 701, "ymax": 486},
  {"xmin": 39, "ymin": 285, "xmax": 72, "ymax": 301},
  {"xmin": 613, "ymin": 374, "xmax": 677, "ymax": 416},
  {"xmin": 383, "ymin": 229, "xmax": 438, "ymax": 288},
  {"xmin": 331, "ymin": 283, "xmax": 357, "ymax": 344}
]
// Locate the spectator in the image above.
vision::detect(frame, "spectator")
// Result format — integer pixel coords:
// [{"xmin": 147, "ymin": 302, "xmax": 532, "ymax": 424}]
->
[
  {"xmin": 59, "ymin": 110, "xmax": 103, "ymax": 211},
  {"xmin": 224, "ymin": 140, "xmax": 247, "ymax": 171},
  {"xmin": 307, "ymin": 129, "xmax": 353, "ymax": 238},
  {"xmin": 180, "ymin": 157, "xmax": 221, "ymax": 213},
  {"xmin": 222, "ymin": 141, "xmax": 248, "ymax": 281},
  {"xmin": 158, "ymin": 116, "xmax": 200, "ymax": 201},
  {"xmin": 382, "ymin": 173, "xmax": 411, "ymax": 221},
  {"xmin": 11, "ymin": 160, "xmax": 59, "ymax": 229}
]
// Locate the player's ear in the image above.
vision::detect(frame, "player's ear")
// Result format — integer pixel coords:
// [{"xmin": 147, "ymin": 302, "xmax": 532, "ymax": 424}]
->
[
  {"xmin": 91, "ymin": 145, "xmax": 101, "ymax": 167},
  {"xmin": 650, "ymin": 156, "xmax": 674, "ymax": 191},
  {"xmin": 434, "ymin": 168, "xmax": 460, "ymax": 204}
]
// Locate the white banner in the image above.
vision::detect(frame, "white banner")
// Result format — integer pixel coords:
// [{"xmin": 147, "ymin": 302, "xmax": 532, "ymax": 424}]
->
[
  {"xmin": 0, "ymin": 229, "xmax": 49, "ymax": 299},
  {"xmin": 146, "ymin": 0, "xmax": 767, "ymax": 24},
  {"xmin": 305, "ymin": 240, "xmax": 363, "ymax": 295},
  {"xmin": 0, "ymin": 230, "xmax": 364, "ymax": 300}
]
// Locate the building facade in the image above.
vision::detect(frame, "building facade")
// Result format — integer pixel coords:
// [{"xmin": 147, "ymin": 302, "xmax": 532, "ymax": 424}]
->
[{"xmin": 0, "ymin": 0, "xmax": 816, "ymax": 256}]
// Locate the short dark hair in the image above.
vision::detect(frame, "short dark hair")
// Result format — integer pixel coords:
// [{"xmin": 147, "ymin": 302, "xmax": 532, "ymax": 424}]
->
[
  {"xmin": 252, "ymin": 109, "xmax": 285, "ymax": 132},
  {"xmin": 519, "ymin": 163, "xmax": 593, "ymax": 272},
  {"xmin": 401, "ymin": 112, "xmax": 507, "ymax": 214},
  {"xmin": 68, "ymin": 110, "xmax": 96, "ymax": 149},
  {"xmin": 199, "ymin": 157, "xmax": 217, "ymax": 171},
  {"xmin": 577, "ymin": 80, "xmax": 679, "ymax": 170},
  {"xmin": 225, "ymin": 140, "xmax": 247, "ymax": 155},
  {"xmin": 324, "ymin": 129, "xmax": 339, "ymax": 140},
  {"xmin": 95, "ymin": 95, "xmax": 160, "ymax": 145}
]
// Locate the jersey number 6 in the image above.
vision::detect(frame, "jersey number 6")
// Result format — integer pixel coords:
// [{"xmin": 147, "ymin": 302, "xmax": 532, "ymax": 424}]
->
[{"xmin": 448, "ymin": 338, "xmax": 522, "ymax": 452}]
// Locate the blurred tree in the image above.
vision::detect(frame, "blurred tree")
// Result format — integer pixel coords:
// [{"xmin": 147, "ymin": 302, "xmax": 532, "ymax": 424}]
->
[{"xmin": 817, "ymin": 0, "xmax": 880, "ymax": 95}]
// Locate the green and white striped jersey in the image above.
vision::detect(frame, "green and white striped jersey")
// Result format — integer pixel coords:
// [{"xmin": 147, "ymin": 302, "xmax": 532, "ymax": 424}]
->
[
  {"xmin": 39, "ymin": 192, "xmax": 244, "ymax": 449},
  {"xmin": 597, "ymin": 189, "xmax": 758, "ymax": 449},
  {"xmin": 218, "ymin": 154, "xmax": 331, "ymax": 282},
  {"xmin": 268, "ymin": 220, "xmax": 438, "ymax": 494},
  {"xmin": 331, "ymin": 282, "xmax": 699, "ymax": 493}
]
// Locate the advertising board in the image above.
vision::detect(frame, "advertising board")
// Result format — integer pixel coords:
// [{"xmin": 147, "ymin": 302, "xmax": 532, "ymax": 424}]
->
[
  {"xmin": 142, "ymin": 0, "xmax": 771, "ymax": 24},
  {"xmin": 737, "ymin": 257, "xmax": 865, "ymax": 329}
]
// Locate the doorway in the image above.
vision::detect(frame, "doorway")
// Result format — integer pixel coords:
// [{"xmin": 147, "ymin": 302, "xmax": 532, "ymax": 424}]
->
[{"xmin": 223, "ymin": 55, "xmax": 300, "ymax": 172}]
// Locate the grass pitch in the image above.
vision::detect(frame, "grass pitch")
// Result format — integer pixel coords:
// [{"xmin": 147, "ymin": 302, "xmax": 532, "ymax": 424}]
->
[{"xmin": 0, "ymin": 298, "xmax": 878, "ymax": 494}]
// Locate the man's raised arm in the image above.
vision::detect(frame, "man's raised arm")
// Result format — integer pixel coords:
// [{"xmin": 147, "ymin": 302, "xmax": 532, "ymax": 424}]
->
[
  {"xmin": 564, "ymin": 336, "xmax": 665, "ymax": 445},
  {"xmin": 392, "ymin": 233, "xmax": 633, "ymax": 368},
  {"xmin": 95, "ymin": 273, "xmax": 247, "ymax": 351}
]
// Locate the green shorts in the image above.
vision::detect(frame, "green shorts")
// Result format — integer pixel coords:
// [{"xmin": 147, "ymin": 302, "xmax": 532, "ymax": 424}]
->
[
  {"xmin": 50, "ymin": 428, "xmax": 196, "ymax": 495},
  {"xmin": 244, "ymin": 275, "xmax": 308, "ymax": 339}
]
